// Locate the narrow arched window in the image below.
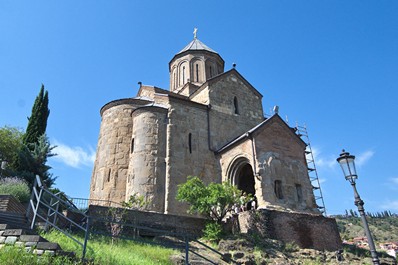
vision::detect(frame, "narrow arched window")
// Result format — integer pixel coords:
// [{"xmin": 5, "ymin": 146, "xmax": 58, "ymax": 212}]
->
[
  {"xmin": 196, "ymin": 64, "xmax": 199, "ymax": 82},
  {"xmin": 209, "ymin": 66, "xmax": 212, "ymax": 78},
  {"xmin": 233, "ymin": 96, "xmax": 239, "ymax": 114},
  {"xmin": 130, "ymin": 138, "xmax": 134, "ymax": 154},
  {"xmin": 188, "ymin": 133, "xmax": 192, "ymax": 154},
  {"xmin": 274, "ymin": 180, "xmax": 283, "ymax": 199},
  {"xmin": 182, "ymin": 66, "xmax": 186, "ymax": 84},
  {"xmin": 107, "ymin": 169, "xmax": 111, "ymax": 182},
  {"xmin": 296, "ymin": 184, "xmax": 303, "ymax": 202}
]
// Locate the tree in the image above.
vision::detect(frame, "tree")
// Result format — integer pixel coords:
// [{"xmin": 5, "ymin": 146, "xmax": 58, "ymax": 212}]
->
[
  {"xmin": 176, "ymin": 176, "xmax": 248, "ymax": 223},
  {"xmin": 0, "ymin": 126, "xmax": 24, "ymax": 176},
  {"xmin": 23, "ymin": 84, "xmax": 50, "ymax": 148},
  {"xmin": 17, "ymin": 134, "xmax": 57, "ymax": 187},
  {"xmin": 11, "ymin": 85, "xmax": 56, "ymax": 187}
]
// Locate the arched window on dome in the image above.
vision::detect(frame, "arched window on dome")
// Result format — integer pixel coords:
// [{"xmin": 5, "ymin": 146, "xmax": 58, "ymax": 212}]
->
[
  {"xmin": 196, "ymin": 64, "xmax": 199, "ymax": 82},
  {"xmin": 233, "ymin": 96, "xmax": 239, "ymax": 115},
  {"xmin": 182, "ymin": 66, "xmax": 186, "ymax": 84}
]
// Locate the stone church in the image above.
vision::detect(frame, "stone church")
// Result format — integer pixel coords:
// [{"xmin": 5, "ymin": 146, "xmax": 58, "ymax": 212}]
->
[{"xmin": 89, "ymin": 34, "xmax": 320, "ymax": 216}]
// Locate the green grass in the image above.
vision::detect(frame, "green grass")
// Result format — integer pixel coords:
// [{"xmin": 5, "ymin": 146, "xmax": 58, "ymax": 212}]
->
[
  {"xmin": 42, "ymin": 229, "xmax": 177, "ymax": 265},
  {"xmin": 0, "ymin": 245, "xmax": 76, "ymax": 265},
  {"xmin": 0, "ymin": 229, "xmax": 177, "ymax": 265}
]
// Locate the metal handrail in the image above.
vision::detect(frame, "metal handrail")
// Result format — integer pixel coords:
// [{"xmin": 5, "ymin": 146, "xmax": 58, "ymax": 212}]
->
[
  {"xmin": 26, "ymin": 175, "xmax": 235, "ymax": 264},
  {"xmin": 26, "ymin": 175, "xmax": 90, "ymax": 259}
]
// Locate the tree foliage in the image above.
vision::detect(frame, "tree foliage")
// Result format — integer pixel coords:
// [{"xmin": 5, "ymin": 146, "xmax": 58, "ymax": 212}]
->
[
  {"xmin": 23, "ymin": 84, "xmax": 50, "ymax": 148},
  {"xmin": 176, "ymin": 176, "xmax": 245, "ymax": 222},
  {"xmin": 0, "ymin": 126, "xmax": 24, "ymax": 174},
  {"xmin": 16, "ymin": 134, "xmax": 57, "ymax": 187}
]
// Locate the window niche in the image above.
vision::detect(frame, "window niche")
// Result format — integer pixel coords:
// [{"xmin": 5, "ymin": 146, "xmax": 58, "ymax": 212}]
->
[
  {"xmin": 274, "ymin": 180, "xmax": 283, "ymax": 199},
  {"xmin": 188, "ymin": 133, "xmax": 192, "ymax": 154},
  {"xmin": 295, "ymin": 184, "xmax": 303, "ymax": 202},
  {"xmin": 233, "ymin": 96, "xmax": 239, "ymax": 115},
  {"xmin": 130, "ymin": 138, "xmax": 134, "ymax": 154}
]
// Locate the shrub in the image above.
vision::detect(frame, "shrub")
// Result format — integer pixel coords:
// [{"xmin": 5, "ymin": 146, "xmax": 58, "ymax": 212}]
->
[
  {"xmin": 203, "ymin": 222, "xmax": 223, "ymax": 242},
  {"xmin": 0, "ymin": 177, "xmax": 30, "ymax": 202}
]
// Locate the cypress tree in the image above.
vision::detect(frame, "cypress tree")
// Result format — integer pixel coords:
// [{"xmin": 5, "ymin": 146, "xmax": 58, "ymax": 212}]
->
[
  {"xmin": 13, "ymin": 85, "xmax": 55, "ymax": 187},
  {"xmin": 23, "ymin": 84, "xmax": 50, "ymax": 148}
]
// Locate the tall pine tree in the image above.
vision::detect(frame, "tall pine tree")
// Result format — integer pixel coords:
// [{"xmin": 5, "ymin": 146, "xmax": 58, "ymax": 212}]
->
[{"xmin": 23, "ymin": 84, "xmax": 50, "ymax": 148}]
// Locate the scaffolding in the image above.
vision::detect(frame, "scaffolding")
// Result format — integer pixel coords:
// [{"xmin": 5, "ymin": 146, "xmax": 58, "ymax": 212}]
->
[{"xmin": 295, "ymin": 123, "xmax": 327, "ymax": 216}]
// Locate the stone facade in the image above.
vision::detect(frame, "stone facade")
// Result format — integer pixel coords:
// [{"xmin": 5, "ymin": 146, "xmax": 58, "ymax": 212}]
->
[{"xmin": 90, "ymin": 36, "xmax": 321, "ymax": 217}]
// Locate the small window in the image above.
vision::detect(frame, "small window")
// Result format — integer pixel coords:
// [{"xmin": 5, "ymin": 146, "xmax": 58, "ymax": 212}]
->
[
  {"xmin": 196, "ymin": 64, "xmax": 199, "ymax": 82},
  {"xmin": 182, "ymin": 66, "xmax": 186, "ymax": 84},
  {"xmin": 209, "ymin": 66, "xmax": 212, "ymax": 78},
  {"xmin": 274, "ymin": 180, "xmax": 283, "ymax": 199},
  {"xmin": 130, "ymin": 138, "xmax": 134, "ymax": 154},
  {"xmin": 233, "ymin": 96, "xmax": 239, "ymax": 114},
  {"xmin": 107, "ymin": 169, "xmax": 111, "ymax": 182},
  {"xmin": 296, "ymin": 184, "xmax": 303, "ymax": 202},
  {"xmin": 188, "ymin": 133, "xmax": 192, "ymax": 154}
]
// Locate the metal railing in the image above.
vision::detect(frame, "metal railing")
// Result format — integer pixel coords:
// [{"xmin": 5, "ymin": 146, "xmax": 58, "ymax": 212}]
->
[
  {"xmin": 26, "ymin": 175, "xmax": 90, "ymax": 259},
  {"xmin": 25, "ymin": 176, "xmax": 234, "ymax": 264},
  {"xmin": 67, "ymin": 197, "xmax": 124, "ymax": 211}
]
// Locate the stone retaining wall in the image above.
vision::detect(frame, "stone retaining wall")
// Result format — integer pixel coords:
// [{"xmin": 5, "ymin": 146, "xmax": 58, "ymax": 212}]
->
[
  {"xmin": 238, "ymin": 209, "xmax": 342, "ymax": 251},
  {"xmin": 89, "ymin": 205, "xmax": 207, "ymax": 238},
  {"xmin": 0, "ymin": 195, "xmax": 26, "ymax": 214}
]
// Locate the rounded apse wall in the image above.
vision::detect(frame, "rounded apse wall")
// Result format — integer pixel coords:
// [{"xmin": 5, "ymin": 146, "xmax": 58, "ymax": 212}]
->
[{"xmin": 126, "ymin": 107, "xmax": 167, "ymax": 212}]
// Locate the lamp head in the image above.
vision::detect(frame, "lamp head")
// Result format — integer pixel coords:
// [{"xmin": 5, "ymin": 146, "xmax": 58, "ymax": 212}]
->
[{"xmin": 337, "ymin": 149, "xmax": 358, "ymax": 184}]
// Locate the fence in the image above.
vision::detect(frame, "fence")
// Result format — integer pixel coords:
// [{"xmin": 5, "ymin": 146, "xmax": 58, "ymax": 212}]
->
[{"xmin": 26, "ymin": 175, "xmax": 234, "ymax": 264}]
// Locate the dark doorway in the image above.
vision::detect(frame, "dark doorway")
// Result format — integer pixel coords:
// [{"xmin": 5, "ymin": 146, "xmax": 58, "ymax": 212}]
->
[{"xmin": 236, "ymin": 164, "xmax": 255, "ymax": 196}]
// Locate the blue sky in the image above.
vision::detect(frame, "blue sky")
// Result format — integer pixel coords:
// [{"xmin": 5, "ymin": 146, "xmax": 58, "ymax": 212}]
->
[{"xmin": 1, "ymin": 1, "xmax": 397, "ymax": 215}]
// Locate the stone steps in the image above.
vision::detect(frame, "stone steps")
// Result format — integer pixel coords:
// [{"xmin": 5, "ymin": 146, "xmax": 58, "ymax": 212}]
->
[
  {"xmin": 0, "ymin": 211, "xmax": 30, "ymax": 230},
  {"xmin": 0, "ymin": 224, "xmax": 76, "ymax": 258}
]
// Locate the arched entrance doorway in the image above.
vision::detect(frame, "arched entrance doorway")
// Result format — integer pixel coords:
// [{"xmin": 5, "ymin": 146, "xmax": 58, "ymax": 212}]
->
[{"xmin": 228, "ymin": 158, "xmax": 256, "ymax": 196}]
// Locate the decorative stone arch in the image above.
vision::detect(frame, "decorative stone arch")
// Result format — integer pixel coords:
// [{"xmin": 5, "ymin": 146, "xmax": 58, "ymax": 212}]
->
[
  {"xmin": 205, "ymin": 59, "xmax": 217, "ymax": 79},
  {"xmin": 190, "ymin": 57, "xmax": 205, "ymax": 83},
  {"xmin": 171, "ymin": 65, "xmax": 178, "ymax": 90},
  {"xmin": 178, "ymin": 60, "xmax": 189, "ymax": 86},
  {"xmin": 227, "ymin": 156, "xmax": 256, "ymax": 196}
]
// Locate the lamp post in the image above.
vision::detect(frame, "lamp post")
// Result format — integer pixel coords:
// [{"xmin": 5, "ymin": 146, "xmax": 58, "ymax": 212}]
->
[{"xmin": 337, "ymin": 150, "xmax": 380, "ymax": 265}]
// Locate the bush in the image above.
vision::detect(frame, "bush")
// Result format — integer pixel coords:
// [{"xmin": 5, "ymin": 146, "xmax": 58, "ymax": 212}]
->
[
  {"xmin": 0, "ymin": 177, "xmax": 30, "ymax": 202},
  {"xmin": 203, "ymin": 222, "xmax": 223, "ymax": 242}
]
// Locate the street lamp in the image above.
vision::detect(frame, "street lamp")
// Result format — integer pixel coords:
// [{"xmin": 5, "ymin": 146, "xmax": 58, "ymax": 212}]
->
[{"xmin": 337, "ymin": 150, "xmax": 380, "ymax": 265}]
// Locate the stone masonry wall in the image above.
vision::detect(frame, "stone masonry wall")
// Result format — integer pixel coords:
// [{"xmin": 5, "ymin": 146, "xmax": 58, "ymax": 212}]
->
[
  {"xmin": 0, "ymin": 195, "xmax": 26, "ymax": 213},
  {"xmin": 89, "ymin": 205, "xmax": 207, "ymax": 238},
  {"xmin": 254, "ymin": 117, "xmax": 318, "ymax": 213},
  {"xmin": 207, "ymin": 73, "xmax": 264, "ymax": 150},
  {"xmin": 90, "ymin": 103, "xmax": 135, "ymax": 204},
  {"xmin": 126, "ymin": 107, "xmax": 167, "ymax": 212},
  {"xmin": 238, "ymin": 209, "xmax": 342, "ymax": 251},
  {"xmin": 164, "ymin": 98, "xmax": 221, "ymax": 215}
]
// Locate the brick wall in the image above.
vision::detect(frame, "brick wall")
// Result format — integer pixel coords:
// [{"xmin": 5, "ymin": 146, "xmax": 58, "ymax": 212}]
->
[{"xmin": 238, "ymin": 209, "xmax": 342, "ymax": 251}]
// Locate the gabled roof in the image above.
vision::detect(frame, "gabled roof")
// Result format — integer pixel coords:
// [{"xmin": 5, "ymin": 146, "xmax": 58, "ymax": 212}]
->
[
  {"xmin": 190, "ymin": 68, "xmax": 263, "ymax": 99},
  {"xmin": 215, "ymin": 114, "xmax": 306, "ymax": 154},
  {"xmin": 177, "ymin": 38, "xmax": 218, "ymax": 54}
]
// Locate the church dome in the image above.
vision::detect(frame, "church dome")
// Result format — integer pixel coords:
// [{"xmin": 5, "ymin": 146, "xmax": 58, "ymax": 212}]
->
[
  {"xmin": 177, "ymin": 38, "xmax": 218, "ymax": 55},
  {"xmin": 169, "ymin": 30, "xmax": 225, "ymax": 95}
]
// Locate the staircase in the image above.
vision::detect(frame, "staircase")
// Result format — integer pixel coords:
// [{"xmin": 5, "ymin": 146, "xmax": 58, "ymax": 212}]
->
[
  {"xmin": 0, "ymin": 196, "xmax": 75, "ymax": 258},
  {"xmin": 0, "ymin": 211, "xmax": 30, "ymax": 230}
]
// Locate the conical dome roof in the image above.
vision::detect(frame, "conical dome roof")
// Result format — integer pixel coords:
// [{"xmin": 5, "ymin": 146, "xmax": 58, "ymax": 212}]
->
[{"xmin": 177, "ymin": 38, "xmax": 218, "ymax": 55}]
